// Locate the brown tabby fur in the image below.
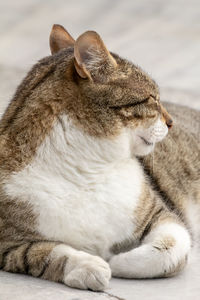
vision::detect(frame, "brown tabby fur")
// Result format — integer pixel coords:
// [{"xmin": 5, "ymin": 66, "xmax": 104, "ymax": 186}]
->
[
  {"xmin": 0, "ymin": 24, "xmax": 199, "ymax": 287},
  {"xmin": 141, "ymin": 103, "xmax": 200, "ymax": 225}
]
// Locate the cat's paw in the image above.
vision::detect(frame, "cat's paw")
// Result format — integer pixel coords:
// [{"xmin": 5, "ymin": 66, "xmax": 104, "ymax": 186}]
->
[{"xmin": 64, "ymin": 252, "xmax": 111, "ymax": 291}]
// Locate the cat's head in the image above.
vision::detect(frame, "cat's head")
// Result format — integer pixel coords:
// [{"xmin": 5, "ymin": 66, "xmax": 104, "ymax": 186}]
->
[{"xmin": 49, "ymin": 25, "xmax": 172, "ymax": 157}]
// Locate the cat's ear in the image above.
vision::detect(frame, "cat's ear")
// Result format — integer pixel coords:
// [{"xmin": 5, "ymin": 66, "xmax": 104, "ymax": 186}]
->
[
  {"xmin": 50, "ymin": 24, "xmax": 75, "ymax": 55},
  {"xmin": 74, "ymin": 31, "xmax": 117, "ymax": 80}
]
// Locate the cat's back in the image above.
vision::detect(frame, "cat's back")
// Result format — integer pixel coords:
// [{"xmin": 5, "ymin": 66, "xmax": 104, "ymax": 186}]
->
[
  {"xmin": 158, "ymin": 102, "xmax": 200, "ymax": 168},
  {"xmin": 164, "ymin": 102, "xmax": 200, "ymax": 139}
]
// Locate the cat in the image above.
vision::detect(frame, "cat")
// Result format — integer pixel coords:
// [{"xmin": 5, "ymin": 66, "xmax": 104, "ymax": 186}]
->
[{"xmin": 0, "ymin": 24, "xmax": 199, "ymax": 291}]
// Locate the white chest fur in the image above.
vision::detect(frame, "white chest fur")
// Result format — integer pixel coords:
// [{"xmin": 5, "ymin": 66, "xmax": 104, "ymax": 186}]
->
[{"xmin": 4, "ymin": 115, "xmax": 144, "ymax": 259}]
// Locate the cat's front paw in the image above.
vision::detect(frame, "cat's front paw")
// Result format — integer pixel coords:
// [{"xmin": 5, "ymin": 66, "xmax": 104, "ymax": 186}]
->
[{"xmin": 64, "ymin": 252, "xmax": 111, "ymax": 291}]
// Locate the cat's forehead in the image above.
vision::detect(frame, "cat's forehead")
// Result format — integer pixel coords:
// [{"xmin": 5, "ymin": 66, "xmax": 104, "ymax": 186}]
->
[
  {"xmin": 109, "ymin": 55, "xmax": 159, "ymax": 100},
  {"xmin": 53, "ymin": 49, "xmax": 158, "ymax": 97}
]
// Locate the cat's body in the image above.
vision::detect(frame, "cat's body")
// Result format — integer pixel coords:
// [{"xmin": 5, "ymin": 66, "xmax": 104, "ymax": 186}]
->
[
  {"xmin": 142, "ymin": 102, "xmax": 200, "ymax": 229},
  {"xmin": 0, "ymin": 25, "xmax": 199, "ymax": 291}
]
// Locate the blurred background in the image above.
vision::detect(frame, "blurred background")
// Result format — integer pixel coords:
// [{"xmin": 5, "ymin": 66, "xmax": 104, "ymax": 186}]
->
[{"xmin": 0, "ymin": 0, "xmax": 200, "ymax": 115}]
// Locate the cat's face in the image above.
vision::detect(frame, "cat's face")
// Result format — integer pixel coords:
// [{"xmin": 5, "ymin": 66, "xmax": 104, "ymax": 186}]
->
[{"xmin": 50, "ymin": 25, "xmax": 173, "ymax": 157}]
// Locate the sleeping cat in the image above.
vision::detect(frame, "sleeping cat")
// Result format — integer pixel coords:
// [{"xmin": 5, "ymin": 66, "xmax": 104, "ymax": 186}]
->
[{"xmin": 0, "ymin": 24, "xmax": 199, "ymax": 291}]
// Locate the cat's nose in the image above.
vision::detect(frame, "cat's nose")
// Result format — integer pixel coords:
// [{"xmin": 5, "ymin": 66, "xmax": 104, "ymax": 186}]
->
[
  {"xmin": 160, "ymin": 104, "xmax": 173, "ymax": 129},
  {"xmin": 166, "ymin": 118, "xmax": 173, "ymax": 129}
]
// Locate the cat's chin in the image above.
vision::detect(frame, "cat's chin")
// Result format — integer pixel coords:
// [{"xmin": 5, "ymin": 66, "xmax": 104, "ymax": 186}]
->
[
  {"xmin": 133, "ymin": 142, "xmax": 155, "ymax": 157},
  {"xmin": 129, "ymin": 131, "xmax": 157, "ymax": 157}
]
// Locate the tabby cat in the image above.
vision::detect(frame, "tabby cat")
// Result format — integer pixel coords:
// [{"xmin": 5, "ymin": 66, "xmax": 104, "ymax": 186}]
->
[{"xmin": 0, "ymin": 24, "xmax": 199, "ymax": 291}]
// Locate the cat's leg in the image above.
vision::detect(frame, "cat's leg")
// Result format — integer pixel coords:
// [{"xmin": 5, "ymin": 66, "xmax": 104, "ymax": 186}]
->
[
  {"xmin": 0, "ymin": 241, "xmax": 111, "ymax": 291},
  {"xmin": 109, "ymin": 221, "xmax": 191, "ymax": 278}
]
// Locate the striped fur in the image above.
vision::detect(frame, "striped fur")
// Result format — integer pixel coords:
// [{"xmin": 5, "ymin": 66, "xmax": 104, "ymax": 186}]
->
[{"xmin": 0, "ymin": 25, "xmax": 199, "ymax": 291}]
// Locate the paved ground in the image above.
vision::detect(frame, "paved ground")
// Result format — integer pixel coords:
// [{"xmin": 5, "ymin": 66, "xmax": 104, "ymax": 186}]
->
[
  {"xmin": 0, "ymin": 0, "xmax": 200, "ymax": 299},
  {"xmin": 0, "ymin": 251, "xmax": 200, "ymax": 300}
]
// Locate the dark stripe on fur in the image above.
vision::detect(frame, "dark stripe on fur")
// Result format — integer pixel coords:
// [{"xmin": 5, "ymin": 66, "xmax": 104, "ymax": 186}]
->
[
  {"xmin": 139, "ymin": 207, "xmax": 164, "ymax": 242},
  {"xmin": 0, "ymin": 243, "xmax": 24, "ymax": 270},
  {"xmin": 136, "ymin": 200, "xmax": 156, "ymax": 236},
  {"xmin": 138, "ymin": 158, "xmax": 185, "ymax": 223},
  {"xmin": 37, "ymin": 263, "xmax": 49, "ymax": 278},
  {"xmin": 23, "ymin": 242, "xmax": 35, "ymax": 274}
]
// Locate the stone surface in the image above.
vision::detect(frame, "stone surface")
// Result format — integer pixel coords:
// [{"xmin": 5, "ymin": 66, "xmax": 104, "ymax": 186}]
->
[
  {"xmin": 0, "ymin": 0, "xmax": 199, "ymax": 299},
  {"xmin": 1, "ymin": 253, "xmax": 200, "ymax": 300}
]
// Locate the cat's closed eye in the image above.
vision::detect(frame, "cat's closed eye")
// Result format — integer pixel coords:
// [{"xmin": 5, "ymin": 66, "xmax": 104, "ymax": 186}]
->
[{"xmin": 109, "ymin": 97, "xmax": 149, "ymax": 110}]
